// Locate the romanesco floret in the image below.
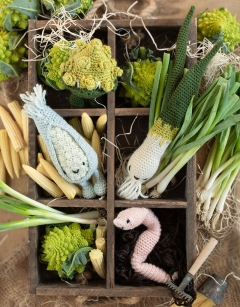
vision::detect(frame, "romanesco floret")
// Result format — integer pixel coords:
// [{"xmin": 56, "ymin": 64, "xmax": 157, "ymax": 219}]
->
[
  {"xmin": 41, "ymin": 223, "xmax": 93, "ymax": 277},
  {"xmin": 0, "ymin": 2, "xmax": 29, "ymax": 29},
  {"xmin": 61, "ymin": 38, "xmax": 123, "ymax": 93},
  {"xmin": 45, "ymin": 41, "xmax": 72, "ymax": 90},
  {"xmin": 197, "ymin": 8, "xmax": 240, "ymax": 51},
  {"xmin": 41, "ymin": 0, "xmax": 93, "ymax": 16},
  {"xmin": 120, "ymin": 58, "xmax": 158, "ymax": 107},
  {"xmin": 0, "ymin": 30, "xmax": 28, "ymax": 82}
]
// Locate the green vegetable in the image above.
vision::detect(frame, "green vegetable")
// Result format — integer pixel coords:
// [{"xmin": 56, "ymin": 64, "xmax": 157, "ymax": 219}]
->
[
  {"xmin": 61, "ymin": 38, "xmax": 123, "ymax": 92},
  {"xmin": 153, "ymin": 52, "xmax": 170, "ymax": 121},
  {"xmin": 117, "ymin": 41, "xmax": 222, "ymax": 200},
  {"xmin": 0, "ymin": 180, "xmax": 99, "ymax": 232},
  {"xmin": 40, "ymin": 222, "xmax": 94, "ymax": 278},
  {"xmin": 61, "ymin": 246, "xmax": 92, "ymax": 279},
  {"xmin": 162, "ymin": 6, "xmax": 195, "ymax": 109},
  {"xmin": 39, "ymin": 41, "xmax": 72, "ymax": 90},
  {"xmin": 197, "ymin": 7, "xmax": 240, "ymax": 52},
  {"xmin": 58, "ymin": 38, "xmax": 123, "ymax": 106},
  {"xmin": 120, "ymin": 57, "xmax": 160, "ymax": 107},
  {"xmin": 195, "ymin": 67, "xmax": 240, "ymax": 229},
  {"xmin": 0, "ymin": 30, "xmax": 27, "ymax": 82},
  {"xmin": 41, "ymin": 0, "xmax": 93, "ymax": 16},
  {"xmin": 0, "ymin": 0, "xmax": 40, "ymax": 30},
  {"xmin": 160, "ymin": 41, "xmax": 223, "ymax": 129},
  {"xmin": 145, "ymin": 65, "xmax": 240, "ymax": 199}
]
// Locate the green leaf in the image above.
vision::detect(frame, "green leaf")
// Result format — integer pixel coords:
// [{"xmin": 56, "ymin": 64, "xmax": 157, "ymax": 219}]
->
[
  {"xmin": 42, "ymin": 0, "xmax": 56, "ymax": 11},
  {"xmin": 173, "ymin": 114, "xmax": 240, "ymax": 156},
  {"xmin": 3, "ymin": 12, "xmax": 13, "ymax": 32},
  {"xmin": 149, "ymin": 61, "xmax": 162, "ymax": 129},
  {"xmin": 65, "ymin": 0, "xmax": 81, "ymax": 13},
  {"xmin": 120, "ymin": 62, "xmax": 141, "ymax": 92},
  {"xmin": 6, "ymin": 0, "xmax": 41, "ymax": 19},
  {"xmin": 0, "ymin": 61, "xmax": 20, "ymax": 78},
  {"xmin": 129, "ymin": 47, "xmax": 155, "ymax": 61},
  {"xmin": 0, "ymin": 194, "xmax": 33, "ymax": 209},
  {"xmin": 61, "ymin": 246, "xmax": 92, "ymax": 278},
  {"xmin": 8, "ymin": 34, "xmax": 22, "ymax": 50}
]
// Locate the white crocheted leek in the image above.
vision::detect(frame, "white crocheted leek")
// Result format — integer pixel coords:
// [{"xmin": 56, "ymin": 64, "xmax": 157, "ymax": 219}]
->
[{"xmin": 20, "ymin": 84, "xmax": 106, "ymax": 199}]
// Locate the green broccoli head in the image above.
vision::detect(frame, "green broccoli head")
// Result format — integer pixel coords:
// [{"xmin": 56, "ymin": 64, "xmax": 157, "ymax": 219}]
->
[
  {"xmin": 41, "ymin": 222, "xmax": 93, "ymax": 277},
  {"xmin": 41, "ymin": 0, "xmax": 93, "ymax": 16},
  {"xmin": 197, "ymin": 8, "xmax": 240, "ymax": 52},
  {"xmin": 0, "ymin": 30, "xmax": 28, "ymax": 82},
  {"xmin": 61, "ymin": 38, "xmax": 123, "ymax": 93},
  {"xmin": 120, "ymin": 58, "xmax": 159, "ymax": 107},
  {"xmin": 44, "ymin": 41, "xmax": 72, "ymax": 90}
]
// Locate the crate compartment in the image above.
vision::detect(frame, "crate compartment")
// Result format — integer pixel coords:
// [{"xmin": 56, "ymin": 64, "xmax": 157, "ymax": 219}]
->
[
  {"xmin": 29, "ymin": 25, "xmax": 109, "ymax": 109},
  {"xmin": 114, "ymin": 207, "xmax": 186, "ymax": 287},
  {"xmin": 27, "ymin": 18, "xmax": 197, "ymax": 296},
  {"xmin": 115, "ymin": 115, "xmax": 187, "ymax": 200},
  {"xmin": 29, "ymin": 112, "xmax": 107, "ymax": 204},
  {"xmin": 34, "ymin": 207, "xmax": 107, "ymax": 287},
  {"xmin": 115, "ymin": 25, "xmax": 181, "ymax": 109}
]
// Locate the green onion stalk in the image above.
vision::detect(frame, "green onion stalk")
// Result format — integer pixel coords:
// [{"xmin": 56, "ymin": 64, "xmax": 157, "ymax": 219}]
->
[
  {"xmin": 196, "ymin": 123, "xmax": 240, "ymax": 229},
  {"xmin": 145, "ymin": 65, "xmax": 240, "ymax": 223},
  {"xmin": 0, "ymin": 181, "xmax": 100, "ymax": 232}
]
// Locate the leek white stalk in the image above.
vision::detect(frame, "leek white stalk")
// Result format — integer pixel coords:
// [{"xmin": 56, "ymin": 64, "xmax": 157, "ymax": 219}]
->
[{"xmin": 0, "ymin": 180, "xmax": 100, "ymax": 232}]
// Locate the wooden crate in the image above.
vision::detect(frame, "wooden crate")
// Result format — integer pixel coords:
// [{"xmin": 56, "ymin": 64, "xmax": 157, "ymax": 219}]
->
[{"xmin": 27, "ymin": 18, "xmax": 197, "ymax": 297}]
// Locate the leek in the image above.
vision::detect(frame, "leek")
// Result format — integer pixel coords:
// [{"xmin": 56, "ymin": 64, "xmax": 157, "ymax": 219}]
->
[
  {"xmin": 145, "ymin": 65, "xmax": 240, "ymax": 214},
  {"xmin": 0, "ymin": 181, "xmax": 99, "ymax": 232}
]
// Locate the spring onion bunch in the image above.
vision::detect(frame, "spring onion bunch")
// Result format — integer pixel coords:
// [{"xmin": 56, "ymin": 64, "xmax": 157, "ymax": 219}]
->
[
  {"xmin": 145, "ymin": 65, "xmax": 240, "ymax": 201},
  {"xmin": 196, "ymin": 124, "xmax": 240, "ymax": 229},
  {"xmin": 0, "ymin": 180, "xmax": 99, "ymax": 232},
  {"xmin": 195, "ymin": 66, "xmax": 240, "ymax": 228}
]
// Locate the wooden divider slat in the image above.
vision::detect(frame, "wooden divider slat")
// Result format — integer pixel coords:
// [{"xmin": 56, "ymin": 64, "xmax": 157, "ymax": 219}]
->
[{"xmin": 27, "ymin": 18, "xmax": 197, "ymax": 297}]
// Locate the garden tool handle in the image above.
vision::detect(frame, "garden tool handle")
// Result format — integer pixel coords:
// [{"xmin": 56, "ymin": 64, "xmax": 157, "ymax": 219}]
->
[{"xmin": 189, "ymin": 238, "xmax": 218, "ymax": 276}]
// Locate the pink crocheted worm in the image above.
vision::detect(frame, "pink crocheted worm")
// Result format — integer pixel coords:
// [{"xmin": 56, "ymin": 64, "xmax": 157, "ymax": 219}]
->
[{"xmin": 113, "ymin": 207, "xmax": 178, "ymax": 284}]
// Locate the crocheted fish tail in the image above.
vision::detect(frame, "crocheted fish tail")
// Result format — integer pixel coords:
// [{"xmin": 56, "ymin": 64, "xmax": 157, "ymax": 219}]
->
[{"xmin": 163, "ymin": 6, "xmax": 195, "ymax": 107}]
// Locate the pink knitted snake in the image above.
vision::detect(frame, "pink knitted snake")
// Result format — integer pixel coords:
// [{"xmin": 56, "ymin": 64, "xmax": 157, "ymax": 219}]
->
[{"xmin": 113, "ymin": 207, "xmax": 178, "ymax": 284}]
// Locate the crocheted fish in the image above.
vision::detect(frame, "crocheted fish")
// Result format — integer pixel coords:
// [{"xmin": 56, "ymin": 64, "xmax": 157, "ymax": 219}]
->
[{"xmin": 20, "ymin": 84, "xmax": 106, "ymax": 199}]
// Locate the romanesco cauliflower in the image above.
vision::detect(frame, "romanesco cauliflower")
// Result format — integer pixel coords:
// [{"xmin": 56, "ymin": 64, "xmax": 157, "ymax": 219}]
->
[
  {"xmin": 0, "ymin": 30, "xmax": 28, "ymax": 82},
  {"xmin": 197, "ymin": 8, "xmax": 240, "ymax": 51},
  {"xmin": 41, "ymin": 223, "xmax": 93, "ymax": 277},
  {"xmin": 120, "ymin": 58, "xmax": 159, "ymax": 107},
  {"xmin": 61, "ymin": 38, "xmax": 123, "ymax": 93},
  {"xmin": 45, "ymin": 41, "xmax": 72, "ymax": 90},
  {"xmin": 0, "ymin": 0, "xmax": 40, "ymax": 30}
]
